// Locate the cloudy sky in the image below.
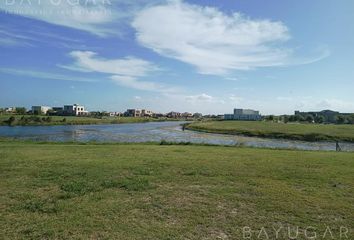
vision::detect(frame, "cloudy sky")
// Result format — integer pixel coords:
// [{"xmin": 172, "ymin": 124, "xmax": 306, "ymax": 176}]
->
[{"xmin": 0, "ymin": 0, "xmax": 353, "ymax": 114}]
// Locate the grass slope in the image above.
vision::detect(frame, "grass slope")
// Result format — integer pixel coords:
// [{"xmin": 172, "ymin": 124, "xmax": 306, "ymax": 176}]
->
[
  {"xmin": 1, "ymin": 141, "xmax": 353, "ymax": 239},
  {"xmin": 187, "ymin": 121, "xmax": 354, "ymax": 142}
]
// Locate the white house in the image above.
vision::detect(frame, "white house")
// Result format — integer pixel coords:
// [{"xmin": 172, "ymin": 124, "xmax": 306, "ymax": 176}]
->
[
  {"xmin": 142, "ymin": 109, "xmax": 153, "ymax": 117},
  {"xmin": 63, "ymin": 104, "xmax": 88, "ymax": 116},
  {"xmin": 5, "ymin": 107, "xmax": 15, "ymax": 113}
]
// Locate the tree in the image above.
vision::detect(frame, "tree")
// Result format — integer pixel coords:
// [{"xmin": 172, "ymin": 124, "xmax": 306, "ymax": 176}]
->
[
  {"xmin": 7, "ymin": 116, "xmax": 16, "ymax": 126},
  {"xmin": 266, "ymin": 115, "xmax": 274, "ymax": 121},
  {"xmin": 336, "ymin": 115, "xmax": 346, "ymax": 124},
  {"xmin": 348, "ymin": 115, "xmax": 354, "ymax": 124},
  {"xmin": 282, "ymin": 115, "xmax": 289, "ymax": 123},
  {"xmin": 19, "ymin": 116, "xmax": 30, "ymax": 125},
  {"xmin": 297, "ymin": 115, "xmax": 305, "ymax": 122},
  {"xmin": 315, "ymin": 115, "xmax": 325, "ymax": 124},
  {"xmin": 305, "ymin": 115, "xmax": 314, "ymax": 123},
  {"xmin": 45, "ymin": 117, "xmax": 52, "ymax": 123},
  {"xmin": 289, "ymin": 115, "xmax": 296, "ymax": 122},
  {"xmin": 46, "ymin": 109, "xmax": 55, "ymax": 116},
  {"xmin": 15, "ymin": 107, "xmax": 27, "ymax": 115},
  {"xmin": 34, "ymin": 116, "xmax": 42, "ymax": 123},
  {"xmin": 33, "ymin": 110, "xmax": 41, "ymax": 115}
]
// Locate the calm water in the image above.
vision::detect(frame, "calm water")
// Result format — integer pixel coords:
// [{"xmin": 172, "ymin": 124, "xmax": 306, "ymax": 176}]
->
[{"xmin": 0, "ymin": 121, "xmax": 353, "ymax": 152}]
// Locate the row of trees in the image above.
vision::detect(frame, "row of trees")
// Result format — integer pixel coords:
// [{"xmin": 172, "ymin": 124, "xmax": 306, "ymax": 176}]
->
[
  {"xmin": 3, "ymin": 116, "xmax": 67, "ymax": 126},
  {"xmin": 2, "ymin": 108, "xmax": 63, "ymax": 116},
  {"xmin": 5, "ymin": 116, "xmax": 53, "ymax": 126},
  {"xmin": 264, "ymin": 114, "xmax": 354, "ymax": 124},
  {"xmin": 0, "ymin": 107, "xmax": 27, "ymax": 115},
  {"xmin": 1, "ymin": 107, "xmax": 58, "ymax": 116}
]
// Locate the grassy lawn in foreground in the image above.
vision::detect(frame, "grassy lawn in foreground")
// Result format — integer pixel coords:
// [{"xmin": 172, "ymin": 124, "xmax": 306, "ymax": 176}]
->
[
  {"xmin": 187, "ymin": 120, "xmax": 354, "ymax": 142},
  {"xmin": 0, "ymin": 114, "xmax": 172, "ymax": 126},
  {"xmin": 0, "ymin": 141, "xmax": 353, "ymax": 239}
]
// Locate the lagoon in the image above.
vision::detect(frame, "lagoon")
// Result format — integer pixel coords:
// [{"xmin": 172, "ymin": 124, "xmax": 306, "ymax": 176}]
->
[{"xmin": 1, "ymin": 121, "xmax": 354, "ymax": 151}]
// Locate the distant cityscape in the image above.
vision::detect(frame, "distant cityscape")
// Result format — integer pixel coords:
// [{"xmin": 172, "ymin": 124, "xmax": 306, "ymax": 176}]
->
[
  {"xmin": 1, "ymin": 104, "xmax": 353, "ymax": 124},
  {"xmin": 1, "ymin": 104, "xmax": 205, "ymax": 119}
]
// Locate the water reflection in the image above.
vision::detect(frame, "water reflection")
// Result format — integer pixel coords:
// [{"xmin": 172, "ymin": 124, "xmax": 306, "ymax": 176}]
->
[{"xmin": 0, "ymin": 121, "xmax": 353, "ymax": 152}]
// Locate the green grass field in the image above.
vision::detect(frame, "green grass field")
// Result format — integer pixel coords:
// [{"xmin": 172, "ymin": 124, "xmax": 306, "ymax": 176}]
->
[
  {"xmin": 187, "ymin": 121, "xmax": 354, "ymax": 142},
  {"xmin": 0, "ymin": 114, "xmax": 171, "ymax": 126},
  {"xmin": 1, "ymin": 141, "xmax": 353, "ymax": 239}
]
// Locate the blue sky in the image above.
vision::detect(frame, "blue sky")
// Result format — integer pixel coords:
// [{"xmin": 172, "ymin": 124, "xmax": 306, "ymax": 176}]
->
[{"xmin": 0, "ymin": 0, "xmax": 353, "ymax": 114}]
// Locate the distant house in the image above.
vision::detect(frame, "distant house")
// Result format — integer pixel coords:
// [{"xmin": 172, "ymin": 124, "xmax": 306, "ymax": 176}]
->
[
  {"xmin": 4, "ymin": 107, "xmax": 16, "ymax": 113},
  {"xmin": 182, "ymin": 112, "xmax": 193, "ymax": 118},
  {"xmin": 63, "ymin": 104, "xmax": 88, "ymax": 116},
  {"xmin": 51, "ymin": 107, "xmax": 64, "ymax": 115},
  {"xmin": 225, "ymin": 108, "xmax": 261, "ymax": 121},
  {"xmin": 109, "ymin": 112, "xmax": 123, "ymax": 117},
  {"xmin": 152, "ymin": 113, "xmax": 165, "ymax": 118},
  {"xmin": 125, "ymin": 109, "xmax": 154, "ymax": 117},
  {"xmin": 32, "ymin": 106, "xmax": 52, "ymax": 115},
  {"xmin": 167, "ymin": 111, "xmax": 182, "ymax": 118},
  {"xmin": 125, "ymin": 109, "xmax": 142, "ymax": 117},
  {"xmin": 193, "ymin": 113, "xmax": 203, "ymax": 118},
  {"xmin": 142, "ymin": 109, "xmax": 153, "ymax": 117}
]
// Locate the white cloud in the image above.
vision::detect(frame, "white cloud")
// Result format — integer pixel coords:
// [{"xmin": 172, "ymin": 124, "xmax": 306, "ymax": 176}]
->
[
  {"xmin": 0, "ymin": 1, "xmax": 115, "ymax": 36},
  {"xmin": 0, "ymin": 25, "xmax": 88, "ymax": 48},
  {"xmin": 132, "ymin": 0, "xmax": 289, "ymax": 75},
  {"xmin": 111, "ymin": 75, "xmax": 170, "ymax": 92},
  {"xmin": 134, "ymin": 96, "xmax": 142, "ymax": 100},
  {"xmin": 278, "ymin": 96, "xmax": 354, "ymax": 114},
  {"xmin": 276, "ymin": 96, "xmax": 293, "ymax": 101},
  {"xmin": 133, "ymin": 0, "xmax": 328, "ymax": 76},
  {"xmin": 67, "ymin": 51, "xmax": 159, "ymax": 77},
  {"xmin": 0, "ymin": 37, "xmax": 20, "ymax": 46},
  {"xmin": 0, "ymin": 68, "xmax": 96, "ymax": 82},
  {"xmin": 315, "ymin": 99, "xmax": 354, "ymax": 111},
  {"xmin": 184, "ymin": 93, "xmax": 226, "ymax": 105},
  {"xmin": 186, "ymin": 93, "xmax": 214, "ymax": 102},
  {"xmin": 229, "ymin": 94, "xmax": 243, "ymax": 103},
  {"xmin": 0, "ymin": 0, "xmax": 164, "ymax": 36},
  {"xmin": 225, "ymin": 77, "xmax": 239, "ymax": 82},
  {"xmin": 0, "ymin": 28, "xmax": 35, "ymax": 47},
  {"xmin": 145, "ymin": 92, "xmax": 241, "ymax": 114},
  {"xmin": 65, "ymin": 50, "xmax": 178, "ymax": 93}
]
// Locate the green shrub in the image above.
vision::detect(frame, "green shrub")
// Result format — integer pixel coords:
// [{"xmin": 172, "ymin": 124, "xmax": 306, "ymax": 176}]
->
[
  {"xmin": 60, "ymin": 180, "xmax": 98, "ymax": 196},
  {"xmin": 22, "ymin": 199, "xmax": 58, "ymax": 214},
  {"xmin": 119, "ymin": 177, "xmax": 152, "ymax": 191}
]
